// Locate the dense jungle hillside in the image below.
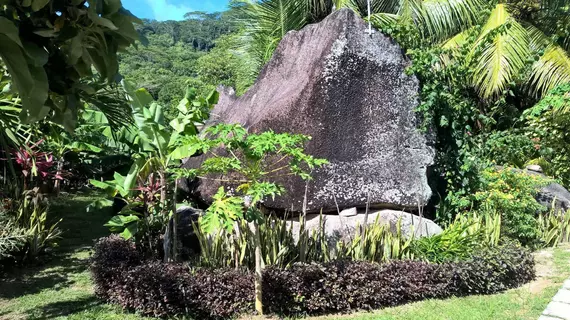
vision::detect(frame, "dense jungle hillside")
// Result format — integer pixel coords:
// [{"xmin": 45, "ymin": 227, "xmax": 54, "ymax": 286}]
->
[{"xmin": 118, "ymin": 10, "xmax": 247, "ymax": 117}]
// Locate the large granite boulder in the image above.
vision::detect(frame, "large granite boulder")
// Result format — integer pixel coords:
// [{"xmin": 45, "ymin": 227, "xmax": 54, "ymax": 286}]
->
[
  {"xmin": 183, "ymin": 9, "xmax": 434, "ymax": 212},
  {"xmin": 288, "ymin": 210, "xmax": 443, "ymax": 244}
]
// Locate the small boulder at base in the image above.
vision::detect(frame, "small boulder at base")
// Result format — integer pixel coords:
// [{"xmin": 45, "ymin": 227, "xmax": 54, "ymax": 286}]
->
[
  {"xmin": 288, "ymin": 210, "xmax": 442, "ymax": 244},
  {"xmin": 534, "ymin": 177, "xmax": 570, "ymax": 213},
  {"xmin": 173, "ymin": 206, "xmax": 203, "ymax": 258},
  {"xmin": 508, "ymin": 167, "xmax": 570, "ymax": 213},
  {"xmin": 182, "ymin": 8, "xmax": 434, "ymax": 213}
]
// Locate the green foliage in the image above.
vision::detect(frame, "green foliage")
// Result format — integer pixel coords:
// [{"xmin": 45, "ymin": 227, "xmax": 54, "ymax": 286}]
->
[
  {"xmin": 0, "ymin": 0, "xmax": 140, "ymax": 129},
  {"xmin": 118, "ymin": 12, "xmax": 237, "ymax": 115},
  {"xmin": 89, "ymin": 84, "xmax": 218, "ymax": 263},
  {"xmin": 524, "ymin": 83, "xmax": 570, "ymax": 187},
  {"xmin": 0, "ymin": 188, "xmax": 62, "ymax": 262},
  {"xmin": 193, "ymin": 213, "xmax": 414, "ymax": 270},
  {"xmin": 335, "ymin": 216, "xmax": 415, "ymax": 262},
  {"xmin": 412, "ymin": 211, "xmax": 501, "ymax": 263},
  {"xmin": 454, "ymin": 167, "xmax": 549, "ymax": 246},
  {"xmin": 407, "ymin": 44, "xmax": 488, "ymax": 219},
  {"xmin": 195, "ymin": 34, "xmax": 257, "ymax": 95},
  {"xmin": 0, "ymin": 214, "xmax": 27, "ymax": 260},
  {"xmin": 479, "ymin": 130, "xmax": 539, "ymax": 168},
  {"xmin": 538, "ymin": 207, "xmax": 570, "ymax": 247},
  {"xmin": 15, "ymin": 188, "xmax": 62, "ymax": 258}
]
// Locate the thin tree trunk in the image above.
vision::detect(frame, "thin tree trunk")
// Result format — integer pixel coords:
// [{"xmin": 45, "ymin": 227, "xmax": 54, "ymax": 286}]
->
[
  {"xmin": 171, "ymin": 182, "xmax": 178, "ymax": 262},
  {"xmin": 160, "ymin": 170, "xmax": 171, "ymax": 262},
  {"xmin": 53, "ymin": 157, "xmax": 63, "ymax": 195},
  {"xmin": 253, "ymin": 221, "xmax": 263, "ymax": 315}
]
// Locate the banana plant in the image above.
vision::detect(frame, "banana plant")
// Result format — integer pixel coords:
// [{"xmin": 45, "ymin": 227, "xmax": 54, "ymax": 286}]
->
[{"xmin": 88, "ymin": 81, "xmax": 219, "ymax": 262}]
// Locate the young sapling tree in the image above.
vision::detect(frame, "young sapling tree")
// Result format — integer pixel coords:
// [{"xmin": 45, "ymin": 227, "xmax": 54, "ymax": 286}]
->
[{"xmin": 171, "ymin": 123, "xmax": 328, "ymax": 314}]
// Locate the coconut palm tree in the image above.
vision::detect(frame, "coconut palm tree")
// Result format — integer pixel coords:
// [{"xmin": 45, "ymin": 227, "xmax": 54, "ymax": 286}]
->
[{"xmin": 233, "ymin": 0, "xmax": 570, "ymax": 100}]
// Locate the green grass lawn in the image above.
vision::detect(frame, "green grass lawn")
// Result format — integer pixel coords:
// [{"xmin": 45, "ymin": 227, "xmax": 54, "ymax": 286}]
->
[
  {"xmin": 1, "ymin": 192, "xmax": 569, "ymax": 320},
  {"xmin": 0, "ymin": 192, "xmax": 148, "ymax": 320}
]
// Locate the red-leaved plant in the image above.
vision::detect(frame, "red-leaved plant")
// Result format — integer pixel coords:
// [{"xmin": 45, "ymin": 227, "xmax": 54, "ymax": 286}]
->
[{"xmin": 10, "ymin": 140, "xmax": 63, "ymax": 185}]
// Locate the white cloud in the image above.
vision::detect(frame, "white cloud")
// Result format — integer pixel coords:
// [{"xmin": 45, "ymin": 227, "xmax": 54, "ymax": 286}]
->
[{"xmin": 146, "ymin": 0, "xmax": 192, "ymax": 21}]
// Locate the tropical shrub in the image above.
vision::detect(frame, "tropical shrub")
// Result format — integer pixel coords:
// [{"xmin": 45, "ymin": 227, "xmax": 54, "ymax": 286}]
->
[
  {"xmin": 453, "ymin": 243, "xmax": 535, "ymax": 295},
  {"xmin": 411, "ymin": 210, "xmax": 502, "ymax": 263},
  {"xmin": 479, "ymin": 130, "xmax": 539, "ymax": 168},
  {"xmin": 91, "ymin": 236, "xmax": 535, "ymax": 319},
  {"xmin": 454, "ymin": 167, "xmax": 549, "ymax": 246},
  {"xmin": 0, "ymin": 214, "xmax": 27, "ymax": 262},
  {"xmin": 172, "ymin": 123, "xmax": 328, "ymax": 313},
  {"xmin": 90, "ymin": 235, "xmax": 143, "ymax": 300},
  {"xmin": 0, "ymin": 188, "xmax": 61, "ymax": 266},
  {"xmin": 263, "ymin": 260, "xmax": 454, "ymax": 316},
  {"xmin": 89, "ymin": 84, "xmax": 219, "ymax": 261}
]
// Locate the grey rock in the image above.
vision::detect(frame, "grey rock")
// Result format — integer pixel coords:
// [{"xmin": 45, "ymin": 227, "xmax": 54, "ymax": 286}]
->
[
  {"xmin": 565, "ymin": 280, "xmax": 570, "ymax": 290},
  {"xmin": 526, "ymin": 164, "xmax": 543, "ymax": 173},
  {"xmin": 543, "ymin": 301, "xmax": 570, "ymax": 319},
  {"xmin": 524, "ymin": 172, "xmax": 570, "ymax": 214},
  {"xmin": 288, "ymin": 209, "xmax": 442, "ymax": 244},
  {"xmin": 536, "ymin": 180, "xmax": 570, "ymax": 213},
  {"xmin": 339, "ymin": 207, "xmax": 358, "ymax": 217},
  {"xmin": 182, "ymin": 9, "xmax": 434, "ymax": 213}
]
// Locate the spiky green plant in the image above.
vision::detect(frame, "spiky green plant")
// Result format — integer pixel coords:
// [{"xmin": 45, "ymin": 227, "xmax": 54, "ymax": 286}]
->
[
  {"xmin": 538, "ymin": 205, "xmax": 570, "ymax": 247},
  {"xmin": 193, "ymin": 212, "xmax": 416, "ymax": 269}
]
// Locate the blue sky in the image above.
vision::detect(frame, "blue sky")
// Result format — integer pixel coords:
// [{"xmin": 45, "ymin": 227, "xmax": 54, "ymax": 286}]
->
[{"xmin": 123, "ymin": 0, "xmax": 229, "ymax": 21}]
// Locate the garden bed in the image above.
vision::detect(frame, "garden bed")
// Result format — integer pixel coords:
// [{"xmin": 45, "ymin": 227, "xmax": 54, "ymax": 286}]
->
[{"xmin": 91, "ymin": 235, "xmax": 536, "ymax": 319}]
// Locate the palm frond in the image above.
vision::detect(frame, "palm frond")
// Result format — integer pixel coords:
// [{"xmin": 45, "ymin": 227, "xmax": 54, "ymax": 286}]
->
[
  {"xmin": 421, "ymin": 0, "xmax": 485, "ymax": 43},
  {"xmin": 82, "ymin": 86, "xmax": 134, "ymax": 133},
  {"xmin": 441, "ymin": 27, "xmax": 471, "ymax": 49},
  {"xmin": 528, "ymin": 45, "xmax": 570, "ymax": 98},
  {"xmin": 397, "ymin": 0, "xmax": 423, "ymax": 23},
  {"xmin": 233, "ymin": 0, "xmax": 309, "ymax": 71},
  {"xmin": 369, "ymin": 12, "xmax": 400, "ymax": 29},
  {"xmin": 470, "ymin": 3, "xmax": 530, "ymax": 99},
  {"xmin": 370, "ymin": 0, "xmax": 402, "ymax": 14}
]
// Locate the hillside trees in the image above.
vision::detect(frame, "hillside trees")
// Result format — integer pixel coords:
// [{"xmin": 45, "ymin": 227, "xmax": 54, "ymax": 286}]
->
[{"xmin": 118, "ymin": 10, "xmax": 240, "ymax": 117}]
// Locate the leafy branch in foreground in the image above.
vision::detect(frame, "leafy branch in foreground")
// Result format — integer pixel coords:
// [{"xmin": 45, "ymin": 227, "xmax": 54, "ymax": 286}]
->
[{"xmin": 0, "ymin": 0, "xmax": 140, "ymax": 129}]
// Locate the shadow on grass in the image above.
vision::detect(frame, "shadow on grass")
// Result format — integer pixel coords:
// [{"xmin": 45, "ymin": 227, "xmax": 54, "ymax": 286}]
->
[
  {"xmin": 24, "ymin": 296, "xmax": 102, "ymax": 320},
  {"xmin": 1, "ymin": 191, "xmax": 112, "ymax": 301},
  {"xmin": 49, "ymin": 191, "xmax": 114, "ymax": 251},
  {"xmin": 0, "ymin": 254, "xmax": 89, "ymax": 299}
]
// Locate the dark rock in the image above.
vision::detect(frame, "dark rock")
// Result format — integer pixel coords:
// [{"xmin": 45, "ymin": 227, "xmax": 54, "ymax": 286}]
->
[
  {"xmin": 501, "ymin": 167, "xmax": 570, "ymax": 213},
  {"xmin": 533, "ymin": 177, "xmax": 570, "ymax": 213},
  {"xmin": 183, "ymin": 9, "xmax": 434, "ymax": 212},
  {"xmin": 112, "ymin": 197, "xmax": 128, "ymax": 214},
  {"xmin": 173, "ymin": 206, "xmax": 203, "ymax": 259}
]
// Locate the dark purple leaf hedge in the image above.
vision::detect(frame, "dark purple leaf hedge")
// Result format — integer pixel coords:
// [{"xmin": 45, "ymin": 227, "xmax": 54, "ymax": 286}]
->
[{"xmin": 91, "ymin": 236, "xmax": 535, "ymax": 319}]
